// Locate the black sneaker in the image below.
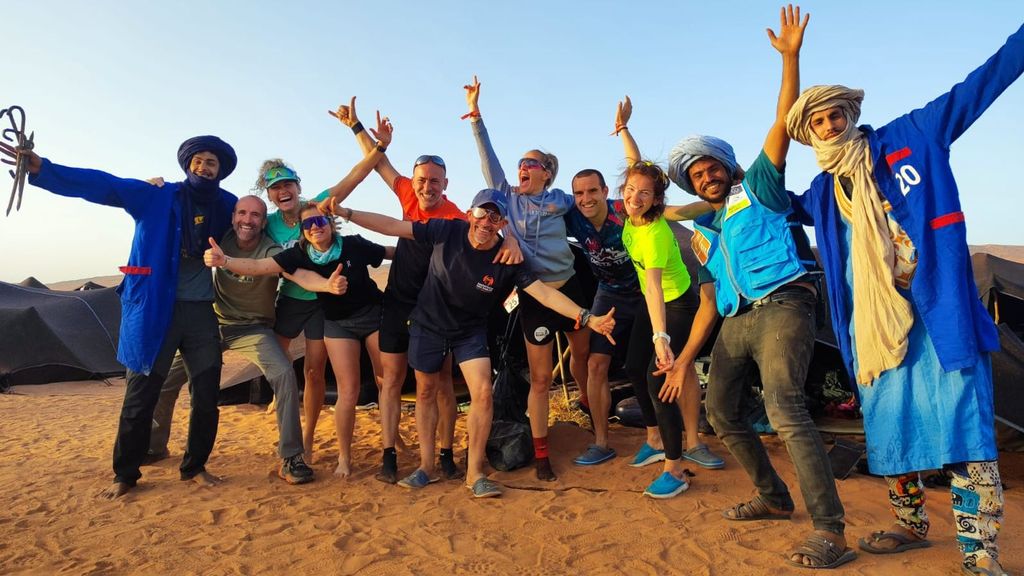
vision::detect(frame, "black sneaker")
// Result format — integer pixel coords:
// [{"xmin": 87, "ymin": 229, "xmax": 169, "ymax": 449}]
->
[{"xmin": 280, "ymin": 454, "xmax": 315, "ymax": 485}]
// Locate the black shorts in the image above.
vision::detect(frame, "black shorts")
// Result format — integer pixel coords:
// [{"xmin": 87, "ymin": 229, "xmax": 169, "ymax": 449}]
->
[
  {"xmin": 378, "ymin": 300, "xmax": 414, "ymax": 354},
  {"xmin": 408, "ymin": 323, "xmax": 489, "ymax": 374},
  {"xmin": 274, "ymin": 296, "xmax": 325, "ymax": 340},
  {"xmin": 589, "ymin": 288, "xmax": 643, "ymax": 356},
  {"xmin": 324, "ymin": 304, "xmax": 381, "ymax": 340},
  {"xmin": 517, "ymin": 275, "xmax": 586, "ymax": 346}
]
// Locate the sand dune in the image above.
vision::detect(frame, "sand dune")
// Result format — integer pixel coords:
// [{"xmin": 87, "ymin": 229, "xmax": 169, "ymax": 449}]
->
[{"xmin": 1, "ymin": 379, "xmax": 1020, "ymax": 575}]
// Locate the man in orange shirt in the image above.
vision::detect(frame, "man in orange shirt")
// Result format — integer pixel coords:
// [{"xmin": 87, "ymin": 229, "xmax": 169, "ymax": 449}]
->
[{"xmin": 329, "ymin": 99, "xmax": 521, "ymax": 485}]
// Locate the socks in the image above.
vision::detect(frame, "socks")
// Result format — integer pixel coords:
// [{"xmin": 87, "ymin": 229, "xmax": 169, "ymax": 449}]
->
[
  {"xmin": 533, "ymin": 436, "xmax": 549, "ymax": 460},
  {"xmin": 382, "ymin": 447, "xmax": 397, "ymax": 472}
]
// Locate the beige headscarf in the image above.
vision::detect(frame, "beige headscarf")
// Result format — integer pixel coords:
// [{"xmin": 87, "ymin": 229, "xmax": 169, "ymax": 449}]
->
[{"xmin": 787, "ymin": 85, "xmax": 913, "ymax": 386}]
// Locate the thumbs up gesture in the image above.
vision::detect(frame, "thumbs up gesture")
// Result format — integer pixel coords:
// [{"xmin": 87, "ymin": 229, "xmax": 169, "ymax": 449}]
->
[
  {"xmin": 204, "ymin": 236, "xmax": 226, "ymax": 268},
  {"xmin": 326, "ymin": 263, "xmax": 348, "ymax": 295}
]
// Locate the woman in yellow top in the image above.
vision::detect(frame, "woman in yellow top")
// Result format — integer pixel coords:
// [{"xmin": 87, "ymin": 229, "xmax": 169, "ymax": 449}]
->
[{"xmin": 616, "ymin": 101, "xmax": 723, "ymax": 499}]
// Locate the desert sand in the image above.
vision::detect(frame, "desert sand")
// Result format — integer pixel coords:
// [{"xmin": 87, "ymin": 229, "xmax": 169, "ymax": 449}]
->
[{"xmin": 0, "ymin": 379, "xmax": 1020, "ymax": 576}]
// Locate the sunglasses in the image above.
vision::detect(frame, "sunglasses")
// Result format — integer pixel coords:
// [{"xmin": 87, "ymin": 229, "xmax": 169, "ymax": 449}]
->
[
  {"xmin": 414, "ymin": 155, "xmax": 446, "ymax": 169},
  {"xmin": 518, "ymin": 157, "xmax": 547, "ymax": 171},
  {"xmin": 629, "ymin": 160, "xmax": 670, "ymax": 189},
  {"xmin": 301, "ymin": 215, "xmax": 331, "ymax": 230},
  {"xmin": 265, "ymin": 166, "xmax": 298, "ymax": 182},
  {"xmin": 470, "ymin": 206, "xmax": 503, "ymax": 224}
]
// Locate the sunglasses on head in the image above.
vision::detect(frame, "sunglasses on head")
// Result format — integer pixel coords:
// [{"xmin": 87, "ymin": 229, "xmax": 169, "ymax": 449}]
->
[
  {"xmin": 470, "ymin": 206, "xmax": 503, "ymax": 224},
  {"xmin": 414, "ymin": 155, "xmax": 446, "ymax": 169},
  {"xmin": 518, "ymin": 157, "xmax": 546, "ymax": 171},
  {"xmin": 629, "ymin": 160, "xmax": 670, "ymax": 189},
  {"xmin": 265, "ymin": 166, "xmax": 298, "ymax": 182},
  {"xmin": 301, "ymin": 215, "xmax": 331, "ymax": 230}
]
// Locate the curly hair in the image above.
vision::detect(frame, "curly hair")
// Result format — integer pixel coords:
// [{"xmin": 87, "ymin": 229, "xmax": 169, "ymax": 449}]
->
[
  {"xmin": 252, "ymin": 158, "xmax": 302, "ymax": 192},
  {"xmin": 618, "ymin": 160, "xmax": 670, "ymax": 224}
]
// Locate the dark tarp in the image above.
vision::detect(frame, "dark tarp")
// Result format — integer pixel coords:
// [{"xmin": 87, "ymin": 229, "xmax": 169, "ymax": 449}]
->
[
  {"xmin": 0, "ymin": 280, "xmax": 123, "ymax": 387},
  {"xmin": 973, "ymin": 252, "xmax": 1024, "ymax": 432}
]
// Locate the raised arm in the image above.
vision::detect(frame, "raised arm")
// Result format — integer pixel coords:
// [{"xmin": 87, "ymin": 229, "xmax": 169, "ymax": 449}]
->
[
  {"xmin": 342, "ymin": 207, "xmax": 415, "ymax": 240},
  {"xmin": 762, "ymin": 4, "xmax": 808, "ymax": 170},
  {"xmin": 522, "ymin": 280, "xmax": 616, "ymax": 342},
  {"xmin": 330, "ymin": 96, "xmax": 402, "ymax": 190},
  {"xmin": 614, "ymin": 96, "xmax": 641, "ymax": 165},
  {"xmin": 912, "ymin": 22, "xmax": 1024, "ymax": 148},
  {"xmin": 318, "ymin": 112, "xmax": 393, "ymax": 214},
  {"xmin": 464, "ymin": 75, "xmax": 512, "ymax": 192},
  {"xmin": 204, "ymin": 236, "xmax": 285, "ymax": 276}
]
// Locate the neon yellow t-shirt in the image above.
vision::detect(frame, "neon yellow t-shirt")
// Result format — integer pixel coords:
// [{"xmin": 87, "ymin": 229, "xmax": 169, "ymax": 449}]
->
[{"xmin": 622, "ymin": 216, "xmax": 691, "ymax": 301}]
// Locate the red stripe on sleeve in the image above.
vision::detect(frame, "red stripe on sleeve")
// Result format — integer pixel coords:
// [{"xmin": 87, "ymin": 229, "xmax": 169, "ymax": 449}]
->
[
  {"xmin": 118, "ymin": 266, "xmax": 152, "ymax": 275},
  {"xmin": 930, "ymin": 211, "xmax": 965, "ymax": 230}
]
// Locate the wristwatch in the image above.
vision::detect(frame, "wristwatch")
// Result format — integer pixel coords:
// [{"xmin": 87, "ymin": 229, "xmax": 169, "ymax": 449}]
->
[{"xmin": 652, "ymin": 331, "xmax": 671, "ymax": 344}]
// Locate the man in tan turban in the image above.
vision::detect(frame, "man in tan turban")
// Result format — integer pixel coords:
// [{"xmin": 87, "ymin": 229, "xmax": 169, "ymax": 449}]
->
[{"xmin": 785, "ymin": 23, "xmax": 1024, "ymax": 576}]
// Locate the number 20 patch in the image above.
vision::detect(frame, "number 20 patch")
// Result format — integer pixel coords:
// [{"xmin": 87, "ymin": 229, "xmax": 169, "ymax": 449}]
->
[{"xmin": 886, "ymin": 147, "xmax": 923, "ymax": 196}]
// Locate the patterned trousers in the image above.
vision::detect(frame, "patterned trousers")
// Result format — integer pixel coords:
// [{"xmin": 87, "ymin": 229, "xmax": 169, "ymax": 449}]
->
[{"xmin": 886, "ymin": 461, "xmax": 1003, "ymax": 567}]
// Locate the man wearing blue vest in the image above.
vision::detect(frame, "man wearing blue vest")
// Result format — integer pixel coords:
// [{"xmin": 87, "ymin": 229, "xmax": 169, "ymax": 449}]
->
[{"xmin": 666, "ymin": 6, "xmax": 854, "ymax": 570}]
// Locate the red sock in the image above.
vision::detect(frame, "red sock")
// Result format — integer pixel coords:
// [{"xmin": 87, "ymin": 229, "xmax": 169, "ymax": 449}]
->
[{"xmin": 533, "ymin": 437, "xmax": 549, "ymax": 460}]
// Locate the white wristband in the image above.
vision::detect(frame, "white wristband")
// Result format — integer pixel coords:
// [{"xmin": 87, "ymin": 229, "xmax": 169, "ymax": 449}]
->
[{"xmin": 652, "ymin": 331, "xmax": 671, "ymax": 344}]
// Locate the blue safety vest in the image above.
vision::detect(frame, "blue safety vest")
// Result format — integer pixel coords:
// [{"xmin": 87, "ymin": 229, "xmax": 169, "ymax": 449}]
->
[{"xmin": 691, "ymin": 182, "xmax": 817, "ymax": 317}]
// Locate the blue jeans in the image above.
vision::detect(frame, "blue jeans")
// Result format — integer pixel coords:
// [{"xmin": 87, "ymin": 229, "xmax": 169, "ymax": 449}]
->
[{"xmin": 705, "ymin": 289, "xmax": 845, "ymax": 534}]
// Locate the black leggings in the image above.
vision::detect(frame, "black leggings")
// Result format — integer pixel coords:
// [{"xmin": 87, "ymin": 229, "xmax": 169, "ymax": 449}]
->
[{"xmin": 625, "ymin": 289, "xmax": 699, "ymax": 461}]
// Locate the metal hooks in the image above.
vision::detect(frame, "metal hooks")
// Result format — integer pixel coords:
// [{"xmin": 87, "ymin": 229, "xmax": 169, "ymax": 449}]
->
[{"xmin": 0, "ymin": 105, "xmax": 34, "ymax": 216}]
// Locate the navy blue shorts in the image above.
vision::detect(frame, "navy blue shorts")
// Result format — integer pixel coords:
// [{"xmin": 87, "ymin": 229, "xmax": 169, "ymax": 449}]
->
[{"xmin": 408, "ymin": 323, "xmax": 489, "ymax": 374}]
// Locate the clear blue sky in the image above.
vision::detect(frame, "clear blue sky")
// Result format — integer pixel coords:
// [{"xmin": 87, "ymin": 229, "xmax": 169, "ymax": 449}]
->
[{"xmin": 3, "ymin": 1, "xmax": 1022, "ymax": 283}]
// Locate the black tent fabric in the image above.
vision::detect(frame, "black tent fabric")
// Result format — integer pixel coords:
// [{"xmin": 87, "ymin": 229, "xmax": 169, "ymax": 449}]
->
[
  {"xmin": 0, "ymin": 281, "xmax": 123, "ymax": 387},
  {"xmin": 18, "ymin": 277, "xmax": 48, "ymax": 289},
  {"xmin": 972, "ymin": 252, "xmax": 1024, "ymax": 432}
]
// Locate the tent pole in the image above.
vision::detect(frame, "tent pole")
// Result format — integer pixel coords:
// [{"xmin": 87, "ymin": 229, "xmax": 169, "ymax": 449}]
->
[{"xmin": 553, "ymin": 332, "xmax": 570, "ymax": 403}]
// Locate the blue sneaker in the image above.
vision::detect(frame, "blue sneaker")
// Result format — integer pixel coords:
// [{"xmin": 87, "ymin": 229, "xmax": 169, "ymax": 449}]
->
[
  {"xmin": 397, "ymin": 469, "xmax": 439, "ymax": 489},
  {"xmin": 683, "ymin": 443, "xmax": 725, "ymax": 470},
  {"xmin": 643, "ymin": 471, "xmax": 690, "ymax": 499},
  {"xmin": 628, "ymin": 443, "xmax": 666, "ymax": 468},
  {"xmin": 573, "ymin": 444, "xmax": 616, "ymax": 466}
]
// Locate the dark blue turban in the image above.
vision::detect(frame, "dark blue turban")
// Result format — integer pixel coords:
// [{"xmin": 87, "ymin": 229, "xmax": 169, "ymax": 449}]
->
[{"xmin": 176, "ymin": 135, "xmax": 237, "ymax": 181}]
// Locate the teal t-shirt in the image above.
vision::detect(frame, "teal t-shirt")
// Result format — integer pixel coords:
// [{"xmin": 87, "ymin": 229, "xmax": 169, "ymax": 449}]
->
[
  {"xmin": 265, "ymin": 189, "xmax": 330, "ymax": 300},
  {"xmin": 622, "ymin": 216, "xmax": 691, "ymax": 301}
]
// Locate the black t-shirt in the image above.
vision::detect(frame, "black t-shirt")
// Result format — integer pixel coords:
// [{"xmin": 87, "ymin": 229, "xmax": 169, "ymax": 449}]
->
[
  {"xmin": 410, "ymin": 219, "xmax": 536, "ymax": 337},
  {"xmin": 383, "ymin": 237, "xmax": 431, "ymax": 308},
  {"xmin": 272, "ymin": 235, "xmax": 386, "ymax": 320}
]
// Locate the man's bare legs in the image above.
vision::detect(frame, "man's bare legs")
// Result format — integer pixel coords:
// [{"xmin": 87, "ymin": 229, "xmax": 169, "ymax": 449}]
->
[
  {"xmin": 412, "ymin": 370, "xmax": 442, "ymax": 477},
  {"xmin": 460, "ymin": 358, "xmax": 494, "ymax": 485},
  {"xmin": 587, "ymin": 353, "xmax": 613, "ymax": 447},
  {"xmin": 324, "ymin": 337, "xmax": 361, "ymax": 477},
  {"xmin": 435, "ymin": 357, "xmax": 461, "ymax": 479},
  {"xmin": 565, "ymin": 330, "xmax": 590, "ymax": 408}
]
